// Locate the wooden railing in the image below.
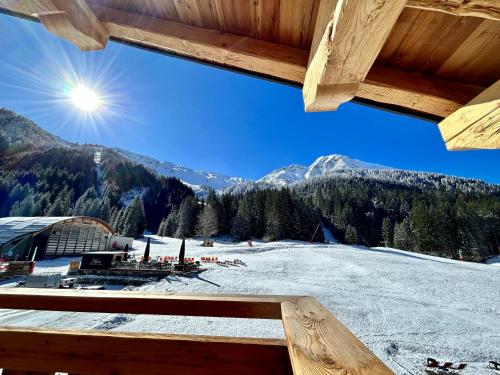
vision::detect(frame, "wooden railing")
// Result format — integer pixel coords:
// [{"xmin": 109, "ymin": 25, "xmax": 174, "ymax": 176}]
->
[{"xmin": 0, "ymin": 288, "xmax": 394, "ymax": 374}]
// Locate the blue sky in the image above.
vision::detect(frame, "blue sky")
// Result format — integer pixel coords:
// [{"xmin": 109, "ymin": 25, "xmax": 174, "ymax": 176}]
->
[{"xmin": 1, "ymin": 14, "xmax": 499, "ymax": 183}]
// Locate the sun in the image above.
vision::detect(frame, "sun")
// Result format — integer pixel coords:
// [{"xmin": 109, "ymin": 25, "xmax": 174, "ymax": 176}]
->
[{"xmin": 69, "ymin": 85, "xmax": 101, "ymax": 112}]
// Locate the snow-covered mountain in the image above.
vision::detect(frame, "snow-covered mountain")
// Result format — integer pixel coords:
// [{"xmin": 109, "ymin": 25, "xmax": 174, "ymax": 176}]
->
[
  {"xmin": 114, "ymin": 148, "xmax": 249, "ymax": 194},
  {"xmin": 257, "ymin": 154, "xmax": 389, "ymax": 187}
]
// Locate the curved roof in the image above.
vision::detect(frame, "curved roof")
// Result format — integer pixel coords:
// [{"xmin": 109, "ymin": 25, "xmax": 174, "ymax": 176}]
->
[{"xmin": 0, "ymin": 217, "xmax": 113, "ymax": 246}]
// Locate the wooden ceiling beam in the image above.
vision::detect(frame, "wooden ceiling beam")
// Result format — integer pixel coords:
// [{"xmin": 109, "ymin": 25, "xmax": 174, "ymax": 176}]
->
[
  {"xmin": 406, "ymin": 0, "xmax": 500, "ymax": 22},
  {"xmin": 89, "ymin": 4, "xmax": 309, "ymax": 85},
  {"xmin": 302, "ymin": 0, "xmax": 407, "ymax": 112},
  {"xmin": 35, "ymin": 0, "xmax": 108, "ymax": 51},
  {"xmin": 438, "ymin": 80, "xmax": 500, "ymax": 150},
  {"xmin": 360, "ymin": 65, "xmax": 485, "ymax": 118}
]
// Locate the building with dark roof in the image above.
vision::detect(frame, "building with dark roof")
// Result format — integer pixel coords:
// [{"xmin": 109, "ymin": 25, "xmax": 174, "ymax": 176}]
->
[{"xmin": 0, "ymin": 217, "xmax": 113, "ymax": 261}]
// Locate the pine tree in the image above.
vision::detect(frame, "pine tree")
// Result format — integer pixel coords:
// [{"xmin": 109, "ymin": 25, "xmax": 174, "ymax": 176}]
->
[
  {"xmin": 108, "ymin": 206, "xmax": 119, "ymax": 227},
  {"xmin": 175, "ymin": 196, "xmax": 198, "ymax": 238},
  {"xmin": 121, "ymin": 196, "xmax": 146, "ymax": 238},
  {"xmin": 164, "ymin": 209, "xmax": 178, "ymax": 237},
  {"xmin": 345, "ymin": 225, "xmax": 359, "ymax": 244},
  {"xmin": 113, "ymin": 208, "xmax": 126, "ymax": 233},
  {"xmin": 157, "ymin": 218, "xmax": 166, "ymax": 236},
  {"xmin": 196, "ymin": 204, "xmax": 219, "ymax": 239},
  {"xmin": 98, "ymin": 197, "xmax": 111, "ymax": 222},
  {"xmin": 231, "ymin": 199, "xmax": 252, "ymax": 241},
  {"xmin": 381, "ymin": 217, "xmax": 394, "ymax": 247},
  {"xmin": 393, "ymin": 218, "xmax": 413, "ymax": 250}
]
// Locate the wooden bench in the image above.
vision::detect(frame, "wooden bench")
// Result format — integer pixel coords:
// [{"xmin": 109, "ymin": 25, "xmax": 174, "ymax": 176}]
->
[{"xmin": 0, "ymin": 288, "xmax": 394, "ymax": 374}]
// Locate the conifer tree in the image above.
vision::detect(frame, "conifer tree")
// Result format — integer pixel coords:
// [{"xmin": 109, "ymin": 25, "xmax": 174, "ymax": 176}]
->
[
  {"xmin": 122, "ymin": 196, "xmax": 146, "ymax": 238},
  {"xmin": 345, "ymin": 225, "xmax": 360, "ymax": 244},
  {"xmin": 157, "ymin": 218, "xmax": 167, "ymax": 236},
  {"xmin": 231, "ymin": 199, "xmax": 252, "ymax": 241},
  {"xmin": 164, "ymin": 209, "xmax": 178, "ymax": 237},
  {"xmin": 175, "ymin": 196, "xmax": 198, "ymax": 238},
  {"xmin": 393, "ymin": 218, "xmax": 413, "ymax": 250},
  {"xmin": 382, "ymin": 217, "xmax": 394, "ymax": 247},
  {"xmin": 113, "ymin": 208, "xmax": 126, "ymax": 233}
]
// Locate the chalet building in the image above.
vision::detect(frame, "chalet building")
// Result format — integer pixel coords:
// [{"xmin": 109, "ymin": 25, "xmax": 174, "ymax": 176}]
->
[{"xmin": 0, "ymin": 216, "xmax": 113, "ymax": 261}]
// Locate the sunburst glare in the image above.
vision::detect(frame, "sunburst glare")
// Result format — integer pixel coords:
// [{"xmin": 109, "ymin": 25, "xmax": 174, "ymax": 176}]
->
[
  {"xmin": 69, "ymin": 84, "xmax": 101, "ymax": 112},
  {"xmin": 0, "ymin": 17, "xmax": 141, "ymax": 141}
]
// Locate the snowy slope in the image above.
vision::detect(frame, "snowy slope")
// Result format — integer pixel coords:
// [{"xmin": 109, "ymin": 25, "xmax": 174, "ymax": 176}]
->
[
  {"xmin": 257, "ymin": 164, "xmax": 307, "ymax": 186},
  {"xmin": 114, "ymin": 148, "xmax": 249, "ymax": 193},
  {"xmin": 304, "ymin": 154, "xmax": 388, "ymax": 178},
  {"xmin": 1, "ymin": 238, "xmax": 498, "ymax": 375}
]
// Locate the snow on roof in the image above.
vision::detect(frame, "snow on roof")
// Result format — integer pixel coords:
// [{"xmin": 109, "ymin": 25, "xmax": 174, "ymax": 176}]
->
[{"xmin": 0, "ymin": 217, "xmax": 73, "ymax": 246}]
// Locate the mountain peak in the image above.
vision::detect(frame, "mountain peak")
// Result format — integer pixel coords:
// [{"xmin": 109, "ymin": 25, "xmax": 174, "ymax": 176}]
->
[
  {"xmin": 257, "ymin": 154, "xmax": 390, "ymax": 187},
  {"xmin": 305, "ymin": 154, "xmax": 388, "ymax": 179}
]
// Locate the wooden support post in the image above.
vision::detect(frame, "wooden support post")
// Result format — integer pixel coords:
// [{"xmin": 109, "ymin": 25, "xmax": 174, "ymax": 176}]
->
[
  {"xmin": 406, "ymin": 0, "xmax": 500, "ymax": 21},
  {"xmin": 303, "ymin": 0, "xmax": 407, "ymax": 112},
  {"xmin": 438, "ymin": 80, "xmax": 500, "ymax": 150},
  {"xmin": 35, "ymin": 0, "xmax": 108, "ymax": 51},
  {"xmin": 281, "ymin": 297, "xmax": 394, "ymax": 374}
]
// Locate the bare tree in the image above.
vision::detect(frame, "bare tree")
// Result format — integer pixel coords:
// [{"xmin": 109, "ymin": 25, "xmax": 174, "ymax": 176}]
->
[{"xmin": 196, "ymin": 205, "xmax": 218, "ymax": 240}]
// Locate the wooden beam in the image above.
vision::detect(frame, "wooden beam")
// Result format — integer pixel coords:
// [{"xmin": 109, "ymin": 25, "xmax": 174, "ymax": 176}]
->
[
  {"xmin": 303, "ymin": 0, "xmax": 407, "ymax": 112},
  {"xmin": 438, "ymin": 80, "xmax": 500, "ymax": 150},
  {"xmin": 35, "ymin": 0, "xmax": 108, "ymax": 51},
  {"xmin": 406, "ymin": 0, "xmax": 500, "ymax": 22},
  {"xmin": 89, "ymin": 3, "xmax": 308, "ymax": 85},
  {"xmin": 281, "ymin": 297, "xmax": 394, "ymax": 375},
  {"xmin": 0, "ymin": 327, "xmax": 292, "ymax": 375},
  {"xmin": 360, "ymin": 65, "xmax": 485, "ymax": 118},
  {"xmin": 0, "ymin": 288, "xmax": 299, "ymax": 319}
]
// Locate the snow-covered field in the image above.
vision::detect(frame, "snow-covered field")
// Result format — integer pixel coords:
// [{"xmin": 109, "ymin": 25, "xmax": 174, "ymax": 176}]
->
[{"xmin": 1, "ymin": 237, "xmax": 499, "ymax": 375}]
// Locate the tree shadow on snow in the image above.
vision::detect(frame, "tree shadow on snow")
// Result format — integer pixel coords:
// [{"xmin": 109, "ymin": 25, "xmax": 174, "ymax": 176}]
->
[{"xmin": 195, "ymin": 274, "xmax": 221, "ymax": 287}]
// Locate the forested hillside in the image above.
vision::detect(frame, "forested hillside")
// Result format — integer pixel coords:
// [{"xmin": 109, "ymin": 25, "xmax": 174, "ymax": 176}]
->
[
  {"xmin": 0, "ymin": 109, "xmax": 193, "ymax": 237},
  {"xmin": 1, "ymin": 108, "xmax": 499, "ymax": 261},
  {"xmin": 294, "ymin": 175, "xmax": 500, "ymax": 261}
]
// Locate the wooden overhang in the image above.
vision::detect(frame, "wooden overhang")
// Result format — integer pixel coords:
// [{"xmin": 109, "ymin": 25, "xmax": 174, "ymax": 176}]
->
[{"xmin": 1, "ymin": 0, "xmax": 499, "ymax": 150}]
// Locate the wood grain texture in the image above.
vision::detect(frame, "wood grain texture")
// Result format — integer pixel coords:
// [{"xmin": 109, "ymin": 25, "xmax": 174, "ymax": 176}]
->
[
  {"xmin": 377, "ymin": 8, "xmax": 500, "ymax": 87},
  {"xmin": 438, "ymin": 80, "xmax": 500, "ymax": 150},
  {"xmin": 0, "ymin": 288, "xmax": 300, "ymax": 319},
  {"xmin": 406, "ymin": 0, "xmax": 500, "ymax": 21},
  {"xmin": 281, "ymin": 297, "xmax": 394, "ymax": 375},
  {"xmin": 91, "ymin": 4, "xmax": 309, "ymax": 85},
  {"xmin": 436, "ymin": 19, "xmax": 500, "ymax": 87},
  {"xmin": 0, "ymin": 327, "xmax": 292, "ymax": 375},
  {"xmin": 303, "ymin": 0, "xmax": 407, "ymax": 111},
  {"xmin": 37, "ymin": 0, "xmax": 108, "ymax": 51},
  {"xmin": 360, "ymin": 65, "xmax": 484, "ymax": 118}
]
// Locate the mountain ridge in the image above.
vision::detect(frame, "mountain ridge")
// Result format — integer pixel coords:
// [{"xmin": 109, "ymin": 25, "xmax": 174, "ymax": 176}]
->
[{"xmin": 1, "ymin": 108, "xmax": 497, "ymax": 194}]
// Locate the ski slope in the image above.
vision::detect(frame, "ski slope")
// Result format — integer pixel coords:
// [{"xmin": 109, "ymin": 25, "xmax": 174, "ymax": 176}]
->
[{"xmin": 1, "ymin": 237, "xmax": 499, "ymax": 375}]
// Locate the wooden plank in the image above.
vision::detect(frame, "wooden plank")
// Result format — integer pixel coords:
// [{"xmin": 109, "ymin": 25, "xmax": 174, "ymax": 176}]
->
[
  {"xmin": 377, "ymin": 9, "xmax": 484, "ymax": 76},
  {"xmin": 91, "ymin": 4, "xmax": 309, "ymax": 85},
  {"xmin": 438, "ymin": 80, "xmax": 500, "ymax": 150},
  {"xmin": 278, "ymin": 0, "xmax": 319, "ymax": 49},
  {"xmin": 0, "ymin": 288, "xmax": 299, "ymax": 319},
  {"xmin": 360, "ymin": 65, "xmax": 485, "ymax": 118},
  {"xmin": 281, "ymin": 297, "xmax": 394, "ymax": 375},
  {"xmin": 36, "ymin": 0, "xmax": 108, "ymax": 51},
  {"xmin": 303, "ymin": 0, "xmax": 407, "ymax": 112},
  {"xmin": 406, "ymin": 0, "xmax": 500, "ymax": 21},
  {"xmin": 435, "ymin": 19, "xmax": 500, "ymax": 87},
  {"xmin": 0, "ymin": 326, "xmax": 292, "ymax": 375}
]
